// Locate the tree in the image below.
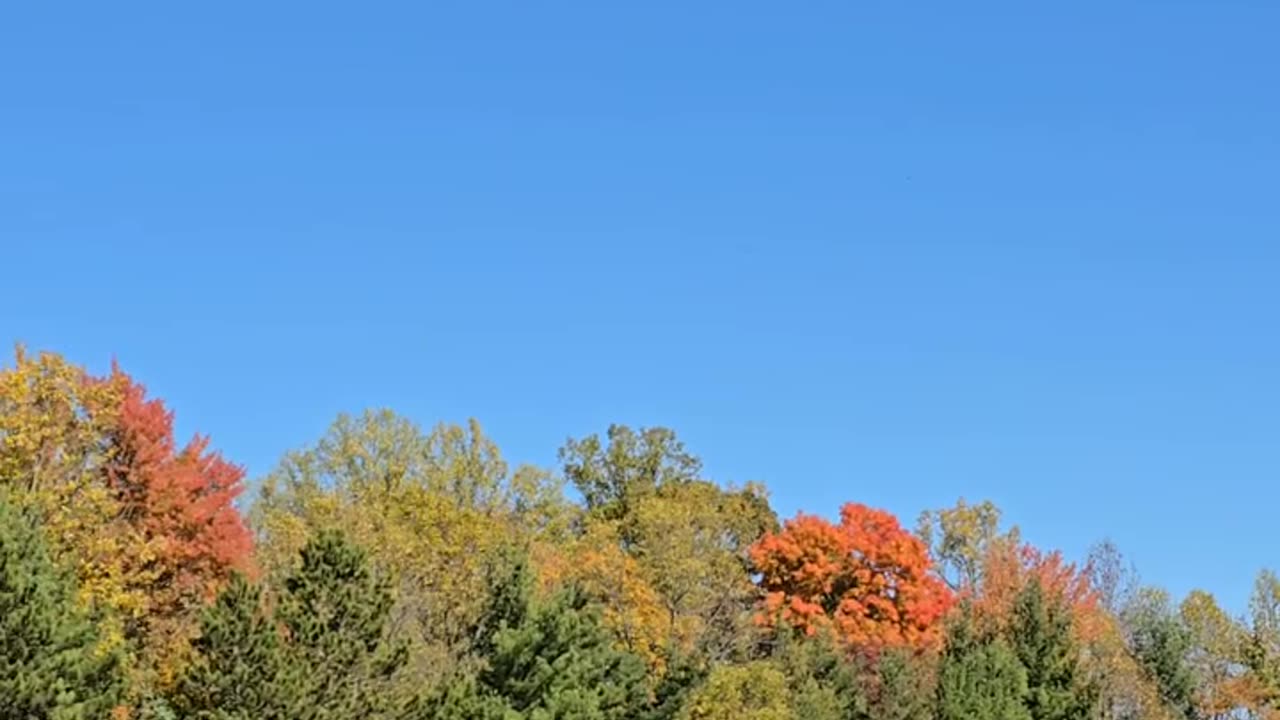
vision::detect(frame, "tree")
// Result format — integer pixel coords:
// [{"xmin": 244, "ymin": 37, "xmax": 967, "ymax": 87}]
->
[
  {"xmin": 1246, "ymin": 570, "xmax": 1280, "ymax": 713},
  {"xmin": 254, "ymin": 411, "xmax": 569, "ymax": 689},
  {"xmin": 552, "ymin": 425, "xmax": 776, "ymax": 674},
  {"xmin": 770, "ymin": 627, "xmax": 865, "ymax": 720},
  {"xmin": 0, "ymin": 492, "xmax": 122, "ymax": 719},
  {"xmin": 1180, "ymin": 589, "xmax": 1259, "ymax": 719},
  {"xmin": 918, "ymin": 498, "xmax": 1009, "ymax": 592},
  {"xmin": 275, "ymin": 529, "xmax": 407, "ymax": 720},
  {"xmin": 1121, "ymin": 587, "xmax": 1195, "ymax": 719},
  {"xmin": 479, "ymin": 585, "xmax": 648, "ymax": 720},
  {"xmin": 560, "ymin": 425, "xmax": 701, "ymax": 534},
  {"xmin": 0, "ymin": 348, "xmax": 143, "ymax": 652},
  {"xmin": 422, "ymin": 545, "xmax": 649, "ymax": 720},
  {"xmin": 750, "ymin": 503, "xmax": 952, "ymax": 652},
  {"xmin": 168, "ymin": 575, "xmax": 293, "ymax": 720},
  {"xmin": 870, "ymin": 648, "xmax": 936, "ymax": 720},
  {"xmin": 104, "ymin": 371, "xmax": 255, "ymax": 685},
  {"xmin": 1085, "ymin": 540, "xmax": 1138, "ymax": 616},
  {"xmin": 677, "ymin": 661, "xmax": 793, "ymax": 720},
  {"xmin": 0, "ymin": 349, "xmax": 255, "ymax": 696},
  {"xmin": 936, "ymin": 605, "xmax": 1030, "ymax": 720},
  {"xmin": 1010, "ymin": 578, "xmax": 1097, "ymax": 720}
]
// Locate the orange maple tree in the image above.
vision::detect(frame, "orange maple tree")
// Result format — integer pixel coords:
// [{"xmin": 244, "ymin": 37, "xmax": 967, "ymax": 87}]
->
[
  {"xmin": 749, "ymin": 502, "xmax": 953, "ymax": 651},
  {"xmin": 968, "ymin": 538, "xmax": 1101, "ymax": 642},
  {"xmin": 104, "ymin": 369, "xmax": 255, "ymax": 678}
]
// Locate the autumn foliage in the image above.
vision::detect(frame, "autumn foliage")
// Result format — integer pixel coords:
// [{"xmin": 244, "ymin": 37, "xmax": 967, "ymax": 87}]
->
[
  {"xmin": 105, "ymin": 371, "xmax": 255, "ymax": 678},
  {"xmin": 0, "ymin": 348, "xmax": 254, "ymax": 697},
  {"xmin": 4, "ymin": 347, "xmax": 1280, "ymax": 720},
  {"xmin": 750, "ymin": 502, "xmax": 953, "ymax": 651}
]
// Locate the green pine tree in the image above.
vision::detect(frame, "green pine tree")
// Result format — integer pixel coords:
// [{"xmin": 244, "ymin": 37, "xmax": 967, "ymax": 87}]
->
[
  {"xmin": 0, "ymin": 493, "xmax": 121, "ymax": 720},
  {"xmin": 937, "ymin": 604, "xmax": 1030, "ymax": 720},
  {"xmin": 871, "ymin": 648, "xmax": 935, "ymax": 720},
  {"xmin": 770, "ymin": 628, "xmax": 865, "ymax": 720},
  {"xmin": 168, "ymin": 574, "xmax": 293, "ymax": 720},
  {"xmin": 275, "ymin": 529, "xmax": 408, "ymax": 720},
  {"xmin": 421, "ymin": 547, "xmax": 648, "ymax": 720},
  {"xmin": 481, "ymin": 585, "xmax": 648, "ymax": 720},
  {"xmin": 1010, "ymin": 579, "xmax": 1097, "ymax": 720}
]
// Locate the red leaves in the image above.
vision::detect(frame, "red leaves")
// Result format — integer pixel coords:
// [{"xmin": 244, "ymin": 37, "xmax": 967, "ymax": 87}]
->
[
  {"xmin": 750, "ymin": 502, "xmax": 953, "ymax": 652},
  {"xmin": 107, "ymin": 371, "xmax": 254, "ymax": 612}
]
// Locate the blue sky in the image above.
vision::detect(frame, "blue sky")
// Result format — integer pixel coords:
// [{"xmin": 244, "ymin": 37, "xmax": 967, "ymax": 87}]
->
[{"xmin": 3, "ymin": 2, "xmax": 1278, "ymax": 611}]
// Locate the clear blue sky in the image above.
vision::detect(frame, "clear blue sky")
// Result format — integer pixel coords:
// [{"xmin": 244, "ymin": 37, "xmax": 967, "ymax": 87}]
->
[{"xmin": 3, "ymin": 2, "xmax": 1277, "ymax": 612}]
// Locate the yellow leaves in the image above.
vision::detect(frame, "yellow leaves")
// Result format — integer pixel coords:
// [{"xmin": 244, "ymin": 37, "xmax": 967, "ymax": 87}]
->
[
  {"xmin": 1083, "ymin": 609, "xmax": 1179, "ymax": 720},
  {"xmin": 253, "ymin": 412, "xmax": 571, "ymax": 687},
  {"xmin": 0, "ymin": 349, "xmax": 149, "ymax": 658},
  {"xmin": 678, "ymin": 662, "xmax": 794, "ymax": 720},
  {"xmin": 542, "ymin": 520, "xmax": 674, "ymax": 673}
]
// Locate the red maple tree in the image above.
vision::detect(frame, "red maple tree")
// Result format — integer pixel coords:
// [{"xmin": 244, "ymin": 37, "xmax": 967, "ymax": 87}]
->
[
  {"xmin": 750, "ymin": 502, "xmax": 953, "ymax": 651},
  {"xmin": 104, "ymin": 369, "xmax": 254, "ymax": 665}
]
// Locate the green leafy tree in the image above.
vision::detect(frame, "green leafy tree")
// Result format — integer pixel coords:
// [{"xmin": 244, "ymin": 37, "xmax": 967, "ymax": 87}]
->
[
  {"xmin": 1122, "ymin": 587, "xmax": 1195, "ymax": 719},
  {"xmin": 1245, "ymin": 569, "xmax": 1280, "ymax": 713},
  {"xmin": 254, "ymin": 411, "xmax": 569, "ymax": 689},
  {"xmin": 168, "ymin": 574, "xmax": 293, "ymax": 720},
  {"xmin": 937, "ymin": 605, "xmax": 1030, "ymax": 720},
  {"xmin": 917, "ymin": 498, "xmax": 1011, "ymax": 591},
  {"xmin": 1011, "ymin": 578, "xmax": 1097, "ymax": 720},
  {"xmin": 556, "ymin": 425, "xmax": 776, "ymax": 671},
  {"xmin": 561, "ymin": 425, "xmax": 701, "ymax": 532},
  {"xmin": 0, "ymin": 493, "xmax": 122, "ymax": 719}
]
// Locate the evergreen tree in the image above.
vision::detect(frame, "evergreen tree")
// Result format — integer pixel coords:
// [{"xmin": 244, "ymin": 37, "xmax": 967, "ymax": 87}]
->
[
  {"xmin": 421, "ymin": 547, "xmax": 648, "ymax": 720},
  {"xmin": 168, "ymin": 574, "xmax": 292, "ymax": 720},
  {"xmin": 0, "ymin": 493, "xmax": 121, "ymax": 719},
  {"xmin": 275, "ymin": 529, "xmax": 408, "ymax": 720},
  {"xmin": 480, "ymin": 585, "xmax": 648, "ymax": 720},
  {"xmin": 871, "ymin": 648, "xmax": 935, "ymax": 720},
  {"xmin": 1010, "ymin": 578, "xmax": 1097, "ymax": 720},
  {"xmin": 771, "ymin": 628, "xmax": 865, "ymax": 720},
  {"xmin": 642, "ymin": 654, "xmax": 707, "ymax": 720},
  {"xmin": 937, "ymin": 605, "xmax": 1030, "ymax": 720}
]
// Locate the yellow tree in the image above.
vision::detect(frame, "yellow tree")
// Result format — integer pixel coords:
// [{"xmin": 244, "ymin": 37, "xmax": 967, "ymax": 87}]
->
[
  {"xmin": 678, "ymin": 661, "xmax": 794, "ymax": 720},
  {"xmin": 0, "ymin": 348, "xmax": 255, "ymax": 700},
  {"xmin": 555, "ymin": 425, "xmax": 776, "ymax": 674},
  {"xmin": 253, "ymin": 410, "xmax": 569, "ymax": 689},
  {"xmin": 0, "ymin": 347, "xmax": 143, "ymax": 640}
]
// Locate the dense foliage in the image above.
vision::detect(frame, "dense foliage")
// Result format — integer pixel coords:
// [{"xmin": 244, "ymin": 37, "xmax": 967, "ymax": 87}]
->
[{"xmin": 1, "ymin": 348, "xmax": 1274, "ymax": 719}]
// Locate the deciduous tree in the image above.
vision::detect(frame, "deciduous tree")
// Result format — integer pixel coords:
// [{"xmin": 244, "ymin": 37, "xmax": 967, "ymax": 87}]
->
[{"xmin": 750, "ymin": 503, "xmax": 952, "ymax": 651}]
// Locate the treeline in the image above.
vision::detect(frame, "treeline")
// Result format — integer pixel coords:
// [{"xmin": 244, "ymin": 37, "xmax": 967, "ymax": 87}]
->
[{"xmin": 0, "ymin": 347, "xmax": 1277, "ymax": 720}]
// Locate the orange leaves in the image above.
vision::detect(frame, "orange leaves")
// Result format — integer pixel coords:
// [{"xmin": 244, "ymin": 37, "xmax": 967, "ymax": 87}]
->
[
  {"xmin": 750, "ymin": 503, "xmax": 953, "ymax": 652},
  {"xmin": 103, "ymin": 373, "xmax": 255, "ymax": 684},
  {"xmin": 968, "ymin": 539, "xmax": 1100, "ymax": 642},
  {"xmin": 109, "ymin": 376, "xmax": 254, "ymax": 596}
]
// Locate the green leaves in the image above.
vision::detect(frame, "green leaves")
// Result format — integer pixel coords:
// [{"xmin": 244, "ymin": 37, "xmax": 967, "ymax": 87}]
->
[
  {"xmin": 421, "ymin": 548, "xmax": 648, "ymax": 720},
  {"xmin": 937, "ymin": 605, "xmax": 1030, "ymax": 720},
  {"xmin": 169, "ymin": 575, "xmax": 288, "ymax": 720},
  {"xmin": 0, "ymin": 492, "xmax": 122, "ymax": 720},
  {"xmin": 1010, "ymin": 579, "xmax": 1097, "ymax": 720},
  {"xmin": 170, "ymin": 530, "xmax": 407, "ymax": 720}
]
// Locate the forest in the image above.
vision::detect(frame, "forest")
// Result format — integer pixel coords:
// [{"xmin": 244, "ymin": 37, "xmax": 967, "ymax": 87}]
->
[{"xmin": 1, "ymin": 347, "xmax": 1276, "ymax": 720}]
